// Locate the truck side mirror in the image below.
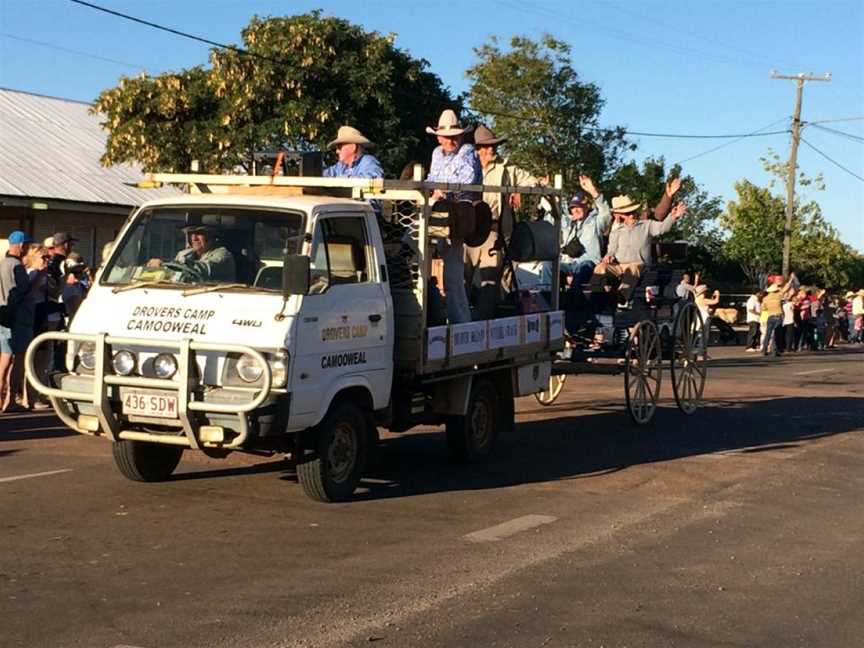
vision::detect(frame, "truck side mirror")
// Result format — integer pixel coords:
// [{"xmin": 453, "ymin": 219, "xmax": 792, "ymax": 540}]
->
[{"xmin": 282, "ymin": 254, "xmax": 310, "ymax": 296}]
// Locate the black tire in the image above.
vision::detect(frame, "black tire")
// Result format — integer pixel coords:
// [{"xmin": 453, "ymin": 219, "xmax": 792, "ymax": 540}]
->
[
  {"xmin": 112, "ymin": 440, "xmax": 183, "ymax": 482},
  {"xmin": 446, "ymin": 378, "xmax": 501, "ymax": 463},
  {"xmin": 297, "ymin": 401, "xmax": 368, "ymax": 503}
]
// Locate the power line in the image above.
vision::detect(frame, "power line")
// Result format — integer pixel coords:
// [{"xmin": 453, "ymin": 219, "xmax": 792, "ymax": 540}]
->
[
  {"xmin": 807, "ymin": 117, "xmax": 864, "ymax": 125},
  {"xmin": 0, "ymin": 32, "xmax": 143, "ymax": 70},
  {"xmin": 674, "ymin": 117, "xmax": 791, "ymax": 165},
  {"xmin": 808, "ymin": 123, "xmax": 864, "ymax": 144},
  {"xmin": 69, "ymin": 0, "xmax": 792, "ymax": 142},
  {"xmin": 472, "ymin": 105, "xmax": 788, "ymax": 140},
  {"xmin": 67, "ymin": 0, "xmax": 282, "ymax": 64},
  {"xmin": 799, "ymin": 137, "xmax": 864, "ymax": 182}
]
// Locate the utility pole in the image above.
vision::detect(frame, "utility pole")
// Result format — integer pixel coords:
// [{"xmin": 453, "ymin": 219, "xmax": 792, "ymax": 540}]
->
[{"xmin": 771, "ymin": 71, "xmax": 831, "ymax": 277}]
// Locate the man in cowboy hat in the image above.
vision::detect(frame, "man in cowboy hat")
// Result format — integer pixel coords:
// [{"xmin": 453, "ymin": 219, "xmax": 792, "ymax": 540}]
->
[
  {"xmin": 468, "ymin": 123, "xmax": 537, "ymax": 318},
  {"xmin": 426, "ymin": 109, "xmax": 481, "ymax": 201},
  {"xmin": 589, "ymin": 195, "xmax": 685, "ymax": 304},
  {"xmin": 323, "ymin": 125, "xmax": 383, "ymax": 179},
  {"xmin": 148, "ymin": 224, "xmax": 236, "ymax": 282},
  {"xmin": 426, "ymin": 109, "xmax": 481, "ymax": 324}
]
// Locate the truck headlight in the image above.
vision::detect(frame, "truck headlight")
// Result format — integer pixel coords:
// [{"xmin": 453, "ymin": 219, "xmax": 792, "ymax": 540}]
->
[
  {"xmin": 77, "ymin": 342, "xmax": 96, "ymax": 371},
  {"xmin": 112, "ymin": 350, "xmax": 136, "ymax": 376},
  {"xmin": 236, "ymin": 354, "xmax": 264, "ymax": 383},
  {"xmin": 270, "ymin": 352, "xmax": 288, "ymax": 388},
  {"xmin": 153, "ymin": 353, "xmax": 178, "ymax": 379}
]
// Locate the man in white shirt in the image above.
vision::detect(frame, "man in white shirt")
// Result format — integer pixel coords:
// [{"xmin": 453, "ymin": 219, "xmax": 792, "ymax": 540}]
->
[{"xmin": 745, "ymin": 291, "xmax": 762, "ymax": 352}]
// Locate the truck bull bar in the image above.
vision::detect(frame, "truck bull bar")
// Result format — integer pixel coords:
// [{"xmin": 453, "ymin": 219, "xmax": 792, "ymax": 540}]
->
[{"xmin": 25, "ymin": 332, "xmax": 273, "ymax": 450}]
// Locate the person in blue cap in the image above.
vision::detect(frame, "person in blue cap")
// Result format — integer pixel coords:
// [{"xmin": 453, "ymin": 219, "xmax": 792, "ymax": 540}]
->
[
  {"xmin": 540, "ymin": 175, "xmax": 611, "ymax": 291},
  {"xmin": 0, "ymin": 230, "xmax": 33, "ymax": 412}
]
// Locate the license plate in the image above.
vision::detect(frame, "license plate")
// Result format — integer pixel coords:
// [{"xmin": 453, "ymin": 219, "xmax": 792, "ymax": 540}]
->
[{"xmin": 121, "ymin": 389, "xmax": 178, "ymax": 419}]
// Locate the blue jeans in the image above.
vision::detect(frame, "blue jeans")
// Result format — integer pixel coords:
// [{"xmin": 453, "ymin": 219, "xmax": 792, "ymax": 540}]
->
[
  {"xmin": 762, "ymin": 315, "xmax": 782, "ymax": 355},
  {"xmin": 559, "ymin": 259, "xmax": 596, "ymax": 294}
]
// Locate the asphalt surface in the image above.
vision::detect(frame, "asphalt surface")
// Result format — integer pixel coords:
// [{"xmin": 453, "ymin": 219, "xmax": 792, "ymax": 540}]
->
[{"xmin": 1, "ymin": 345, "xmax": 862, "ymax": 648}]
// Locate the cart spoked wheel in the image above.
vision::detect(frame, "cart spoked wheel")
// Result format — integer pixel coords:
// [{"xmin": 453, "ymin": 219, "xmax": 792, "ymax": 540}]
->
[
  {"xmin": 671, "ymin": 303, "xmax": 708, "ymax": 414},
  {"xmin": 535, "ymin": 373, "xmax": 566, "ymax": 406},
  {"xmin": 624, "ymin": 320, "xmax": 662, "ymax": 425}
]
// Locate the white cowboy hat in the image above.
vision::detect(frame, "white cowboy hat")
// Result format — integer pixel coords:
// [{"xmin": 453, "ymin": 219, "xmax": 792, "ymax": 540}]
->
[
  {"xmin": 327, "ymin": 125, "xmax": 374, "ymax": 149},
  {"xmin": 426, "ymin": 109, "xmax": 466, "ymax": 137},
  {"xmin": 610, "ymin": 195, "xmax": 641, "ymax": 214},
  {"xmin": 766, "ymin": 284, "xmax": 780, "ymax": 293}
]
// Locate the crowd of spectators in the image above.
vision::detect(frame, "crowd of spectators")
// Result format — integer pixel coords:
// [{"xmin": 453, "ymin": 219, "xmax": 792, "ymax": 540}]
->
[
  {"xmin": 740, "ymin": 275, "xmax": 864, "ymax": 356},
  {"xmin": 0, "ymin": 230, "xmax": 91, "ymax": 412}
]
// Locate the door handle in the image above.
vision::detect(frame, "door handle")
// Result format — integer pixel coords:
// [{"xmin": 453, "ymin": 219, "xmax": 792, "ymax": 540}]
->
[{"xmin": 369, "ymin": 314, "xmax": 382, "ymax": 323}]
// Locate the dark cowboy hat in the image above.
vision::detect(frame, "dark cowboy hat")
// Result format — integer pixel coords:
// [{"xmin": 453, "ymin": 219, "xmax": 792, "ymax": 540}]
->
[
  {"xmin": 473, "ymin": 124, "xmax": 508, "ymax": 147},
  {"xmin": 465, "ymin": 200, "xmax": 493, "ymax": 247}
]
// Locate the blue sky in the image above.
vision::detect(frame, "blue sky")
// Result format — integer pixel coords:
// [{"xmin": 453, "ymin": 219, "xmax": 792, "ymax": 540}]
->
[{"xmin": 1, "ymin": 0, "xmax": 862, "ymax": 249}]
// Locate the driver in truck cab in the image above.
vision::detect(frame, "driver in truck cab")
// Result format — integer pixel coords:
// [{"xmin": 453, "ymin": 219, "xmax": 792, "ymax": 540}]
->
[{"xmin": 147, "ymin": 224, "xmax": 236, "ymax": 282}]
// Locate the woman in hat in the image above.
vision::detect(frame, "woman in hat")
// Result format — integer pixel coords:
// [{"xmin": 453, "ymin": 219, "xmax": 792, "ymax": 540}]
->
[{"xmin": 323, "ymin": 126, "xmax": 383, "ymax": 179}]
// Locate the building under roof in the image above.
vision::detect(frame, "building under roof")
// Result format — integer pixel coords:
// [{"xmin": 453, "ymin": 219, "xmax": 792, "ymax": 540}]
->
[{"xmin": 0, "ymin": 87, "xmax": 179, "ymax": 263}]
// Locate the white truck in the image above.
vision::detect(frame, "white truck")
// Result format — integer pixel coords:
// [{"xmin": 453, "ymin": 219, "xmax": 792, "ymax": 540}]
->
[{"xmin": 26, "ymin": 173, "xmax": 565, "ymax": 501}]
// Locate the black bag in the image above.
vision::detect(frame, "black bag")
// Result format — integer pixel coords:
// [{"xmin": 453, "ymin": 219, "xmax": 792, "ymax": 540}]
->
[
  {"xmin": 561, "ymin": 237, "xmax": 585, "ymax": 259},
  {"xmin": 0, "ymin": 303, "xmax": 11, "ymax": 329},
  {"xmin": 509, "ymin": 220, "xmax": 558, "ymax": 262}
]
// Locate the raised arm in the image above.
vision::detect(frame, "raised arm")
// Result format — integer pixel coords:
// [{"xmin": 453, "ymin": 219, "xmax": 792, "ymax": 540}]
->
[{"xmin": 653, "ymin": 177, "xmax": 681, "ymax": 220}]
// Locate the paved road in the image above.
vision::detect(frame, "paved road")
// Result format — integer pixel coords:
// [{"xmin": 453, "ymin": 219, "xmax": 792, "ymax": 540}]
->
[{"xmin": 1, "ymin": 347, "xmax": 862, "ymax": 648}]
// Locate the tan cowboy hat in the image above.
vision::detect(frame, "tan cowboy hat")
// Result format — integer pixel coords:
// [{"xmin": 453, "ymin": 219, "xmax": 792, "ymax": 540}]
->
[
  {"xmin": 327, "ymin": 125, "xmax": 374, "ymax": 149},
  {"xmin": 844, "ymin": 291, "xmax": 855, "ymax": 298},
  {"xmin": 611, "ymin": 195, "xmax": 641, "ymax": 214},
  {"xmin": 473, "ymin": 124, "xmax": 507, "ymax": 146},
  {"xmin": 857, "ymin": 289, "xmax": 864, "ymax": 297},
  {"xmin": 426, "ymin": 109, "xmax": 466, "ymax": 137},
  {"xmin": 766, "ymin": 284, "xmax": 780, "ymax": 293}
]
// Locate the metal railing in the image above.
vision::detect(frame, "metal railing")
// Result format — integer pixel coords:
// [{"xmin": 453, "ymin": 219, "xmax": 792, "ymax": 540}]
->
[{"xmin": 25, "ymin": 331, "xmax": 272, "ymax": 449}]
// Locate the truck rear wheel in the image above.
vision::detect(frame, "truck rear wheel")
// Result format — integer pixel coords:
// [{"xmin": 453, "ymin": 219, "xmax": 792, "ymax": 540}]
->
[
  {"xmin": 446, "ymin": 378, "xmax": 501, "ymax": 463},
  {"xmin": 297, "ymin": 402, "xmax": 368, "ymax": 503},
  {"xmin": 112, "ymin": 440, "xmax": 183, "ymax": 482}
]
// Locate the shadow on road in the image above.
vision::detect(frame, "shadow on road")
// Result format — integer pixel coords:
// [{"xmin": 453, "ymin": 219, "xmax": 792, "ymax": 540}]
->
[
  {"xmin": 345, "ymin": 395, "xmax": 864, "ymax": 501},
  {"xmin": 0, "ymin": 413, "xmax": 75, "ymax": 443}
]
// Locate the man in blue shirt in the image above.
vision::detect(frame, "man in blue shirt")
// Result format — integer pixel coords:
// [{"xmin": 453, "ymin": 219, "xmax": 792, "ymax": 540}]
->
[
  {"xmin": 426, "ymin": 110, "xmax": 481, "ymax": 324},
  {"xmin": 323, "ymin": 126, "xmax": 383, "ymax": 179}
]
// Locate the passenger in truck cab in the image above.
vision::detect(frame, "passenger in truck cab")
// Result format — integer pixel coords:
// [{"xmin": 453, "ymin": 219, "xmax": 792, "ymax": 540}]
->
[{"xmin": 147, "ymin": 224, "xmax": 236, "ymax": 282}]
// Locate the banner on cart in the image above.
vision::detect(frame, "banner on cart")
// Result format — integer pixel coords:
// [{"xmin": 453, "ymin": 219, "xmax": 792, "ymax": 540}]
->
[
  {"xmin": 523, "ymin": 314, "xmax": 542, "ymax": 344},
  {"xmin": 489, "ymin": 317, "xmax": 521, "ymax": 349},
  {"xmin": 427, "ymin": 326, "xmax": 448, "ymax": 361},
  {"xmin": 451, "ymin": 321, "xmax": 488, "ymax": 355},
  {"xmin": 548, "ymin": 311, "xmax": 564, "ymax": 340}
]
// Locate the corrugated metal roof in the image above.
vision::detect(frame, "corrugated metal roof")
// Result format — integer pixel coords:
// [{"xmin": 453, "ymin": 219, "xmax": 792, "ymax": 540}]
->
[{"xmin": 0, "ymin": 87, "xmax": 180, "ymax": 206}]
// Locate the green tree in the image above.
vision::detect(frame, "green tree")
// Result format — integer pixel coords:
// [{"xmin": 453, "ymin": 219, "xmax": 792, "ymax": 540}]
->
[
  {"xmin": 93, "ymin": 12, "xmax": 456, "ymax": 174},
  {"xmin": 465, "ymin": 34, "xmax": 630, "ymax": 187},
  {"xmin": 721, "ymin": 154, "xmax": 855, "ymax": 289}
]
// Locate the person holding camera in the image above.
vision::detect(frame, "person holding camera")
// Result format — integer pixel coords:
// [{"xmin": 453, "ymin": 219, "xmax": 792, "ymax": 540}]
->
[{"xmin": 559, "ymin": 175, "xmax": 612, "ymax": 289}]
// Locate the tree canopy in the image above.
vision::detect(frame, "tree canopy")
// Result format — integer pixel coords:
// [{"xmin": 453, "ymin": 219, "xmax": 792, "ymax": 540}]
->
[
  {"xmin": 465, "ymin": 35, "xmax": 631, "ymax": 188},
  {"xmin": 722, "ymin": 153, "xmax": 862, "ymax": 289},
  {"xmin": 92, "ymin": 12, "xmax": 457, "ymax": 174}
]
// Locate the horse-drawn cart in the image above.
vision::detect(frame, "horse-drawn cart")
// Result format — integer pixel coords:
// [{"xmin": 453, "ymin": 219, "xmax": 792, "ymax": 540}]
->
[{"xmin": 535, "ymin": 267, "xmax": 709, "ymax": 424}]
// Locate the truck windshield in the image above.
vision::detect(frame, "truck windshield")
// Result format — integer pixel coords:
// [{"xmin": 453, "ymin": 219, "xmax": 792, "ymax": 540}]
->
[{"xmin": 102, "ymin": 206, "xmax": 304, "ymax": 291}]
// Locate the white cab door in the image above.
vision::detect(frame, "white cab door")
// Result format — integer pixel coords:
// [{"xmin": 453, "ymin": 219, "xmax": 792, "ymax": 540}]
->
[{"xmin": 290, "ymin": 213, "xmax": 392, "ymax": 418}]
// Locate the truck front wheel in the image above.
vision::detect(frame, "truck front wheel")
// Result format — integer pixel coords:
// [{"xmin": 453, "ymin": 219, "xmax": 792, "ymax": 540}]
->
[
  {"xmin": 297, "ymin": 402, "xmax": 368, "ymax": 502},
  {"xmin": 112, "ymin": 440, "xmax": 183, "ymax": 482},
  {"xmin": 446, "ymin": 378, "xmax": 501, "ymax": 463}
]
